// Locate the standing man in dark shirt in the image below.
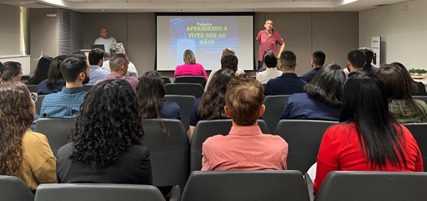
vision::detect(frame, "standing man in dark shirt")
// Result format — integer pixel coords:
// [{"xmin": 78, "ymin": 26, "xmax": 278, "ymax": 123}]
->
[
  {"xmin": 264, "ymin": 50, "xmax": 306, "ymax": 95},
  {"xmin": 301, "ymin": 50, "xmax": 326, "ymax": 83},
  {"xmin": 256, "ymin": 19, "xmax": 285, "ymax": 72}
]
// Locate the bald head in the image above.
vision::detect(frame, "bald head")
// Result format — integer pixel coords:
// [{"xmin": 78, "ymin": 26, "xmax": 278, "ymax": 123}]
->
[{"xmin": 99, "ymin": 27, "xmax": 109, "ymax": 39}]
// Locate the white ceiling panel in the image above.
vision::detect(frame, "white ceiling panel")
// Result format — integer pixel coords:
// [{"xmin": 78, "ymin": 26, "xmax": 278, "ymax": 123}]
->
[{"xmin": 0, "ymin": 0, "xmax": 409, "ymax": 12}]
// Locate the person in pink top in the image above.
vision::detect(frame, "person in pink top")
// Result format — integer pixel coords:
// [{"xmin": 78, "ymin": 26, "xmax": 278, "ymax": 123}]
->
[
  {"xmin": 174, "ymin": 49, "xmax": 208, "ymax": 80},
  {"xmin": 313, "ymin": 71, "xmax": 423, "ymax": 193},
  {"xmin": 256, "ymin": 19, "xmax": 285, "ymax": 72},
  {"xmin": 202, "ymin": 76, "xmax": 288, "ymax": 171}
]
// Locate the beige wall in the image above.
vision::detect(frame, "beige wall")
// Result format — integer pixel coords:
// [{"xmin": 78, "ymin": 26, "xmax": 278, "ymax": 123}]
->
[
  {"xmin": 359, "ymin": 0, "xmax": 427, "ymax": 68},
  {"xmin": 29, "ymin": 8, "xmax": 59, "ymax": 71},
  {"xmin": 80, "ymin": 12, "xmax": 358, "ymax": 76},
  {"xmin": 0, "ymin": 4, "xmax": 21, "ymax": 55}
]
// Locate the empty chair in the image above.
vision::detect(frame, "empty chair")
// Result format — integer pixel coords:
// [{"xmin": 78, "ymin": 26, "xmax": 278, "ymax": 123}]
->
[
  {"xmin": 142, "ymin": 119, "xmax": 190, "ymax": 188},
  {"xmin": 165, "ymin": 83, "xmax": 204, "ymax": 98},
  {"xmin": 35, "ymin": 183, "xmax": 166, "ymax": 201},
  {"xmin": 174, "ymin": 76, "xmax": 207, "ymax": 89},
  {"xmin": 35, "ymin": 118, "xmax": 75, "ymax": 155},
  {"xmin": 274, "ymin": 119, "xmax": 338, "ymax": 173},
  {"xmin": 181, "ymin": 170, "xmax": 309, "ymax": 201},
  {"xmin": 262, "ymin": 95, "xmax": 290, "ymax": 132},
  {"xmin": 403, "ymin": 123, "xmax": 427, "ymax": 171},
  {"xmin": 0, "ymin": 175, "xmax": 34, "ymax": 201},
  {"xmin": 190, "ymin": 119, "xmax": 269, "ymax": 172},
  {"xmin": 315, "ymin": 171, "xmax": 427, "ymax": 201},
  {"xmin": 26, "ymin": 84, "xmax": 38, "ymax": 93},
  {"xmin": 36, "ymin": 94, "xmax": 46, "ymax": 116},
  {"xmin": 164, "ymin": 95, "xmax": 196, "ymax": 129}
]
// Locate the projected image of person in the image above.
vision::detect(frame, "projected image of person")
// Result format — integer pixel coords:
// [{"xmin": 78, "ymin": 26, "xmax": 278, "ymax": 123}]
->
[
  {"xmin": 256, "ymin": 19, "xmax": 285, "ymax": 72},
  {"xmin": 174, "ymin": 49, "xmax": 208, "ymax": 79}
]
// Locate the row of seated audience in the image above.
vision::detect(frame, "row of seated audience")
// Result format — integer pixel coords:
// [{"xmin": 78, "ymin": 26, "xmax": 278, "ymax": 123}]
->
[{"xmin": 0, "ymin": 45, "xmax": 426, "ymax": 199}]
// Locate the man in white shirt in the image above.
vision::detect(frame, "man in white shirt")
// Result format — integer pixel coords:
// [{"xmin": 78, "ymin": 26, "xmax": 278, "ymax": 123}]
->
[
  {"xmin": 256, "ymin": 50, "xmax": 282, "ymax": 84},
  {"xmin": 101, "ymin": 43, "xmax": 139, "ymax": 78},
  {"xmin": 94, "ymin": 27, "xmax": 117, "ymax": 54}
]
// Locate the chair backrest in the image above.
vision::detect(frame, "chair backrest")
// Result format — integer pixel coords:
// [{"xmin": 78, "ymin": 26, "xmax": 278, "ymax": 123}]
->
[
  {"xmin": 174, "ymin": 76, "xmax": 207, "ymax": 89},
  {"xmin": 35, "ymin": 183, "xmax": 166, "ymax": 201},
  {"xmin": 181, "ymin": 170, "xmax": 309, "ymax": 201},
  {"xmin": 403, "ymin": 123, "xmax": 427, "ymax": 171},
  {"xmin": 413, "ymin": 95, "xmax": 427, "ymax": 104},
  {"xmin": 262, "ymin": 95, "xmax": 290, "ymax": 132},
  {"xmin": 165, "ymin": 83, "xmax": 204, "ymax": 98},
  {"xmin": 316, "ymin": 171, "xmax": 427, "ymax": 201},
  {"xmin": 142, "ymin": 119, "xmax": 190, "ymax": 187},
  {"xmin": 0, "ymin": 175, "xmax": 34, "ymax": 201},
  {"xmin": 164, "ymin": 95, "xmax": 196, "ymax": 130},
  {"xmin": 36, "ymin": 94, "xmax": 46, "ymax": 116},
  {"xmin": 162, "ymin": 76, "xmax": 172, "ymax": 84},
  {"xmin": 190, "ymin": 119, "xmax": 269, "ymax": 172},
  {"xmin": 275, "ymin": 119, "xmax": 338, "ymax": 173},
  {"xmin": 35, "ymin": 118, "xmax": 75, "ymax": 155},
  {"xmin": 26, "ymin": 84, "xmax": 38, "ymax": 93},
  {"xmin": 83, "ymin": 85, "xmax": 93, "ymax": 92}
]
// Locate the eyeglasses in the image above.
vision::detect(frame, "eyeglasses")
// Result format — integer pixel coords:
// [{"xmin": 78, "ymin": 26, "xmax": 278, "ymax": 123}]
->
[{"xmin": 30, "ymin": 92, "xmax": 38, "ymax": 102}]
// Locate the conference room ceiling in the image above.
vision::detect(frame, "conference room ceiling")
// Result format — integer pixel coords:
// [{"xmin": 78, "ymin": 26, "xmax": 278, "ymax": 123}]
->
[{"xmin": 0, "ymin": 0, "xmax": 409, "ymax": 12}]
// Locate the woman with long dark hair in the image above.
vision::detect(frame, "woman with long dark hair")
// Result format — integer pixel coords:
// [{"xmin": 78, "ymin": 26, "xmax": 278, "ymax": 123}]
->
[
  {"xmin": 136, "ymin": 71, "xmax": 181, "ymax": 119},
  {"xmin": 0, "ymin": 82, "xmax": 56, "ymax": 190},
  {"xmin": 376, "ymin": 63, "xmax": 427, "ymax": 123},
  {"xmin": 56, "ymin": 79, "xmax": 152, "ymax": 184},
  {"xmin": 391, "ymin": 62, "xmax": 427, "ymax": 96},
  {"xmin": 37, "ymin": 55, "xmax": 66, "ymax": 95},
  {"xmin": 188, "ymin": 68, "xmax": 235, "ymax": 139},
  {"xmin": 27, "ymin": 56, "xmax": 53, "ymax": 84},
  {"xmin": 313, "ymin": 71, "xmax": 423, "ymax": 193},
  {"xmin": 281, "ymin": 64, "xmax": 345, "ymax": 121}
]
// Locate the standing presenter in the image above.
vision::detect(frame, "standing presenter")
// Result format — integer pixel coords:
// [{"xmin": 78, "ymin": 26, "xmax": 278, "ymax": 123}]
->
[
  {"xmin": 256, "ymin": 19, "xmax": 285, "ymax": 72},
  {"xmin": 94, "ymin": 27, "xmax": 117, "ymax": 54}
]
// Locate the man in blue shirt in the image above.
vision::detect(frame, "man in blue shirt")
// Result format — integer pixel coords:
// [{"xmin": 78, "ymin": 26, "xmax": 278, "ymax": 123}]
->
[
  {"xmin": 301, "ymin": 50, "xmax": 326, "ymax": 83},
  {"xmin": 87, "ymin": 48, "xmax": 109, "ymax": 85},
  {"xmin": 264, "ymin": 50, "xmax": 306, "ymax": 95},
  {"xmin": 40, "ymin": 55, "xmax": 89, "ymax": 118}
]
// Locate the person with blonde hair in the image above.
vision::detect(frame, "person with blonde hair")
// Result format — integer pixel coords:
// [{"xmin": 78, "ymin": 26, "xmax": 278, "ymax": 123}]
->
[
  {"xmin": 0, "ymin": 82, "xmax": 56, "ymax": 190},
  {"xmin": 174, "ymin": 49, "xmax": 208, "ymax": 79}
]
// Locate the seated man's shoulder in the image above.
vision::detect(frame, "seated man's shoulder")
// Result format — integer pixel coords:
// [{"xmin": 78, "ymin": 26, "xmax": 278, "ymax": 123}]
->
[{"xmin": 204, "ymin": 134, "xmax": 227, "ymax": 145}]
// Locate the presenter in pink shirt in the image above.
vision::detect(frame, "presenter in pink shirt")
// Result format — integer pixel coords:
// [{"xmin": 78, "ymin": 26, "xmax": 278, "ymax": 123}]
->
[
  {"xmin": 202, "ymin": 76, "xmax": 288, "ymax": 171},
  {"xmin": 256, "ymin": 19, "xmax": 285, "ymax": 72},
  {"xmin": 174, "ymin": 49, "xmax": 208, "ymax": 80}
]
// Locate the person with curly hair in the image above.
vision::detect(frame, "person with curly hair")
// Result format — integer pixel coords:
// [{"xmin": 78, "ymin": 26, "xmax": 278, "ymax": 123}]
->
[
  {"xmin": 188, "ymin": 68, "xmax": 235, "ymax": 139},
  {"xmin": 0, "ymin": 82, "xmax": 57, "ymax": 190},
  {"xmin": 136, "ymin": 71, "xmax": 181, "ymax": 119},
  {"xmin": 56, "ymin": 79, "xmax": 152, "ymax": 184}
]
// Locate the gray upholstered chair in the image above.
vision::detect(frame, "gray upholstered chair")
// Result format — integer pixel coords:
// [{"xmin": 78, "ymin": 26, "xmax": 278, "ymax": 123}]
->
[
  {"xmin": 274, "ymin": 119, "xmax": 338, "ymax": 173},
  {"xmin": 174, "ymin": 76, "xmax": 207, "ymax": 89},
  {"xmin": 262, "ymin": 95, "xmax": 290, "ymax": 132},
  {"xmin": 164, "ymin": 95, "xmax": 196, "ymax": 130},
  {"xmin": 35, "ymin": 118, "xmax": 75, "ymax": 155},
  {"xmin": 180, "ymin": 170, "xmax": 309, "ymax": 201},
  {"xmin": 315, "ymin": 171, "xmax": 427, "ymax": 201},
  {"xmin": 35, "ymin": 183, "xmax": 166, "ymax": 201},
  {"xmin": 142, "ymin": 119, "xmax": 190, "ymax": 188},
  {"xmin": 0, "ymin": 175, "xmax": 34, "ymax": 201},
  {"xmin": 403, "ymin": 123, "xmax": 427, "ymax": 171},
  {"xmin": 165, "ymin": 83, "xmax": 204, "ymax": 98}
]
